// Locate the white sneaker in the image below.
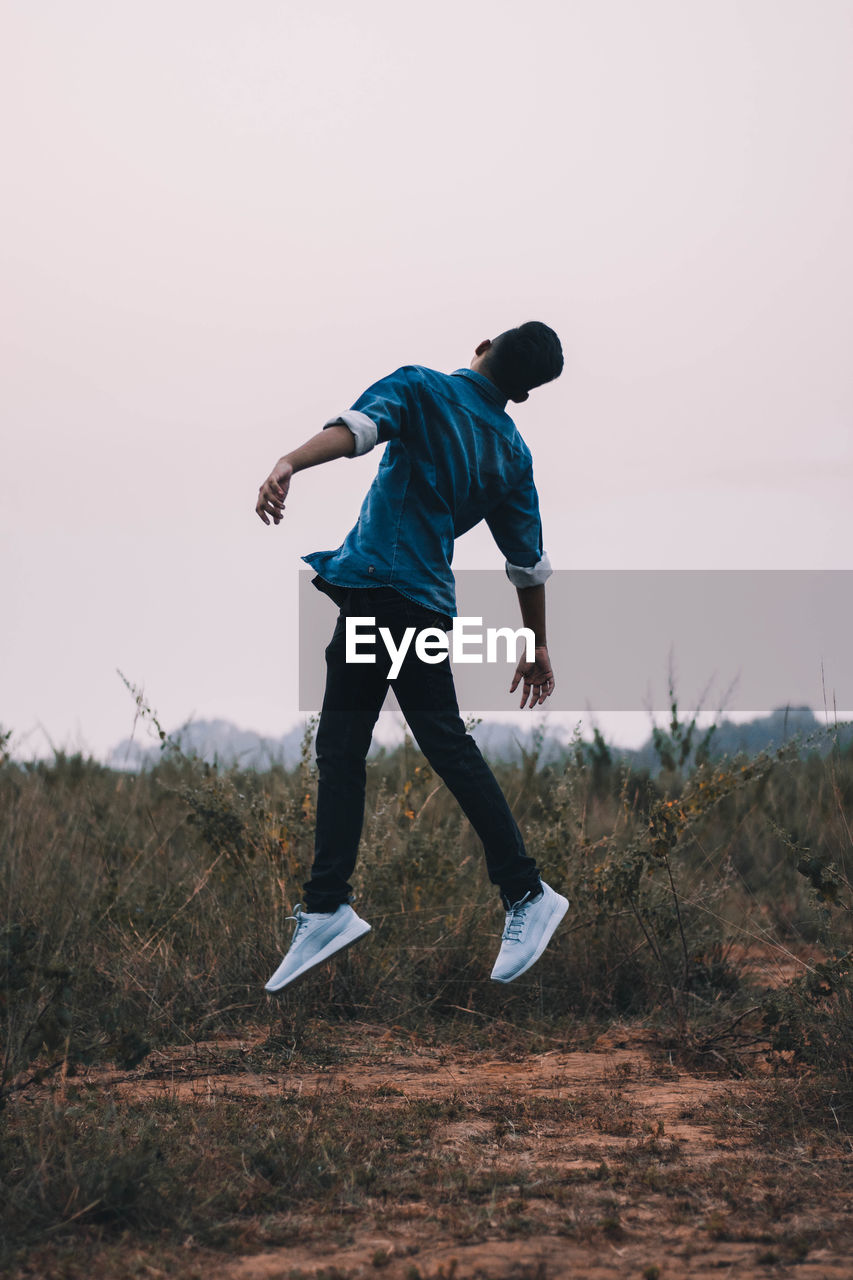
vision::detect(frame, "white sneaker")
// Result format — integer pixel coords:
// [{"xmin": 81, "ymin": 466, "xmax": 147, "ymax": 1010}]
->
[
  {"xmin": 264, "ymin": 904, "xmax": 371, "ymax": 992},
  {"xmin": 490, "ymin": 881, "xmax": 569, "ymax": 984}
]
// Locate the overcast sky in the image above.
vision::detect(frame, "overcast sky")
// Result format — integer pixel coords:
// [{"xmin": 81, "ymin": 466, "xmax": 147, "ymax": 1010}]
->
[{"xmin": 2, "ymin": 0, "xmax": 851, "ymax": 758}]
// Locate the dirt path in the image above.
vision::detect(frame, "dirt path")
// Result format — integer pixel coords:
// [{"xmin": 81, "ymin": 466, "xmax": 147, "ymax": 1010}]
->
[{"xmin": 79, "ymin": 1026, "xmax": 852, "ymax": 1280}]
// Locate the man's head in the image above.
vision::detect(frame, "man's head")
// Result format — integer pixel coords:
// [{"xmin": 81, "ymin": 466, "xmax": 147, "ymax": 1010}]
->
[{"xmin": 471, "ymin": 321, "xmax": 564, "ymax": 403}]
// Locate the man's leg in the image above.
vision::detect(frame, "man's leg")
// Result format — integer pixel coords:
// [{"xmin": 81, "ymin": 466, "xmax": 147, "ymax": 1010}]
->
[
  {"xmin": 265, "ymin": 602, "xmax": 387, "ymax": 992},
  {"xmin": 390, "ymin": 621, "xmax": 567, "ymax": 981},
  {"xmin": 389, "ymin": 618, "xmax": 542, "ymax": 907},
  {"xmin": 302, "ymin": 606, "xmax": 390, "ymax": 912},
  {"xmin": 390, "ymin": 629, "xmax": 569, "ymax": 981}
]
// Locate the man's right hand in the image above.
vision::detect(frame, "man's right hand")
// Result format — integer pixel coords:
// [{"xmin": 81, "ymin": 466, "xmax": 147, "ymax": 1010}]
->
[
  {"xmin": 510, "ymin": 645, "xmax": 555, "ymax": 709},
  {"xmin": 255, "ymin": 425, "xmax": 358, "ymax": 526},
  {"xmin": 256, "ymin": 457, "xmax": 294, "ymax": 526}
]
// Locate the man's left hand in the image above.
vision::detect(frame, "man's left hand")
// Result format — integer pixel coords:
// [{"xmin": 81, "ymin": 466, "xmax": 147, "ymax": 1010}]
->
[{"xmin": 510, "ymin": 645, "xmax": 555, "ymax": 709}]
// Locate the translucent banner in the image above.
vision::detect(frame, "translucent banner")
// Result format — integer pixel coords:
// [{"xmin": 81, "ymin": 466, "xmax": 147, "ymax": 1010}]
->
[{"xmin": 298, "ymin": 570, "xmax": 852, "ymax": 715}]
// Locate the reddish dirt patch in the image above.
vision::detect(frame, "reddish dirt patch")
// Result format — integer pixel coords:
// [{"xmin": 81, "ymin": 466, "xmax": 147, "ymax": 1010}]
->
[{"xmin": 69, "ymin": 1026, "xmax": 853, "ymax": 1279}]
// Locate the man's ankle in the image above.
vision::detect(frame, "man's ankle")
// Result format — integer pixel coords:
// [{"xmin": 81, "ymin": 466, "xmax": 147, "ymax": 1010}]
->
[{"xmin": 501, "ymin": 882, "xmax": 543, "ymax": 910}]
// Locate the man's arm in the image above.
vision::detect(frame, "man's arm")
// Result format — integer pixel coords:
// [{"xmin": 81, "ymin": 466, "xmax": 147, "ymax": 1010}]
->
[
  {"xmin": 510, "ymin": 583, "xmax": 555, "ymax": 709},
  {"xmin": 255, "ymin": 424, "xmax": 356, "ymax": 526}
]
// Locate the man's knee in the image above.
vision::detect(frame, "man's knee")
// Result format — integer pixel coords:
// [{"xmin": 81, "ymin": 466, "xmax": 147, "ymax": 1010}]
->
[
  {"xmin": 415, "ymin": 722, "xmax": 480, "ymax": 775},
  {"xmin": 316, "ymin": 722, "xmax": 372, "ymax": 779}
]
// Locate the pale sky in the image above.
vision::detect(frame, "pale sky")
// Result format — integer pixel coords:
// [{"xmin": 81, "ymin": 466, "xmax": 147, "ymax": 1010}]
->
[{"xmin": 2, "ymin": 0, "xmax": 851, "ymax": 757}]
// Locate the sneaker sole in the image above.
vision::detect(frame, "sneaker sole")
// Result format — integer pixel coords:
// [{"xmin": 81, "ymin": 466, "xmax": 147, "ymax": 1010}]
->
[
  {"xmin": 264, "ymin": 918, "xmax": 372, "ymax": 993},
  {"xmin": 491, "ymin": 893, "xmax": 569, "ymax": 984}
]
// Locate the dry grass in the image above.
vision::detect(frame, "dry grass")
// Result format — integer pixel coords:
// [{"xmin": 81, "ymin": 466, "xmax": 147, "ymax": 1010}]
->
[{"xmin": 1, "ymin": 708, "xmax": 852, "ymax": 1273}]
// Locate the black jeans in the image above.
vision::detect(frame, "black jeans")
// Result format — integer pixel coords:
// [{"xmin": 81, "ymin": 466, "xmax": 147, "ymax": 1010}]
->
[{"xmin": 303, "ymin": 585, "xmax": 542, "ymax": 913}]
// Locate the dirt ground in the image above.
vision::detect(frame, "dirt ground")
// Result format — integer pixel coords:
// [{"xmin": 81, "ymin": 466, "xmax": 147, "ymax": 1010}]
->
[{"xmin": 64, "ymin": 1020, "xmax": 851, "ymax": 1280}]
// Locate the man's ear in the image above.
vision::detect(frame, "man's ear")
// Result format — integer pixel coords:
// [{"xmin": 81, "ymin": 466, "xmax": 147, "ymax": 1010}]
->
[{"xmin": 474, "ymin": 338, "xmax": 492, "ymax": 357}]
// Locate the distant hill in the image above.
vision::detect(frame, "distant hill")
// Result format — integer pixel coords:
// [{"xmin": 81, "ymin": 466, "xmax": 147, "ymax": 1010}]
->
[
  {"xmin": 107, "ymin": 717, "xmax": 556, "ymax": 771},
  {"xmin": 107, "ymin": 706, "xmax": 850, "ymax": 773},
  {"xmin": 108, "ymin": 719, "xmax": 311, "ymax": 771},
  {"xmin": 469, "ymin": 721, "xmax": 568, "ymax": 765}
]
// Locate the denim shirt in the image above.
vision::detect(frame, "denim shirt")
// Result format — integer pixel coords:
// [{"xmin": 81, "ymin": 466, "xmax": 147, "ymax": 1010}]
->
[{"xmin": 303, "ymin": 365, "xmax": 552, "ymax": 618}]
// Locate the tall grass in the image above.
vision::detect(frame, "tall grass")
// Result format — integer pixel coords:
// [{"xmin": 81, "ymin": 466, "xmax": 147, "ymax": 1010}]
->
[{"xmin": 1, "ymin": 706, "xmax": 852, "ymax": 1103}]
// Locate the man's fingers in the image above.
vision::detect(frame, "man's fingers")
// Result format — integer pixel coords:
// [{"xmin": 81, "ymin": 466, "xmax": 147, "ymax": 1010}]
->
[
  {"xmin": 517, "ymin": 671, "xmax": 554, "ymax": 708},
  {"xmin": 256, "ymin": 459, "xmax": 293, "ymax": 525},
  {"xmin": 259, "ymin": 489, "xmax": 285, "ymax": 515},
  {"xmin": 256, "ymin": 490, "xmax": 287, "ymax": 525},
  {"xmin": 534, "ymin": 677, "xmax": 555, "ymax": 707},
  {"xmin": 512, "ymin": 661, "xmax": 555, "ymax": 707}
]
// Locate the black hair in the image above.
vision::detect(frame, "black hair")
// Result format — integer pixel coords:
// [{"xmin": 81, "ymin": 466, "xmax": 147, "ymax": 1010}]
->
[{"xmin": 485, "ymin": 321, "xmax": 564, "ymax": 403}]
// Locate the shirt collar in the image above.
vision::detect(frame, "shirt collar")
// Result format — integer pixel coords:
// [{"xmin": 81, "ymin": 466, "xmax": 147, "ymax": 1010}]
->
[{"xmin": 451, "ymin": 367, "xmax": 508, "ymax": 408}]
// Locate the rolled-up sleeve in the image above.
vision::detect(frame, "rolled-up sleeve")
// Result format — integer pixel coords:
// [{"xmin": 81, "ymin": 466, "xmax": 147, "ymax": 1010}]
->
[
  {"xmin": 323, "ymin": 410, "xmax": 377, "ymax": 457},
  {"xmin": 323, "ymin": 367, "xmax": 411, "ymax": 458},
  {"xmin": 486, "ymin": 463, "xmax": 553, "ymax": 587},
  {"xmin": 504, "ymin": 550, "xmax": 553, "ymax": 587}
]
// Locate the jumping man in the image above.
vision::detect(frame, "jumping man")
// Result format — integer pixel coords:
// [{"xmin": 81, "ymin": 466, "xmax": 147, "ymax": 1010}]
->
[{"xmin": 256, "ymin": 322, "xmax": 569, "ymax": 990}]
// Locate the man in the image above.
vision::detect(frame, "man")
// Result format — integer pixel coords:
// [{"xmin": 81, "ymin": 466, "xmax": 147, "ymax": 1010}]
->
[{"xmin": 256, "ymin": 321, "xmax": 568, "ymax": 991}]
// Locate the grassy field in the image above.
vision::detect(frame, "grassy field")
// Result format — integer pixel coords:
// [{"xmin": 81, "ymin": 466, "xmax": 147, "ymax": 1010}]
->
[{"xmin": 1, "ymin": 709, "xmax": 852, "ymax": 1277}]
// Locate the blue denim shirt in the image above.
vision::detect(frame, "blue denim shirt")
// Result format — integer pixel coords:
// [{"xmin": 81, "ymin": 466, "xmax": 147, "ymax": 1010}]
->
[{"xmin": 303, "ymin": 365, "xmax": 552, "ymax": 617}]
